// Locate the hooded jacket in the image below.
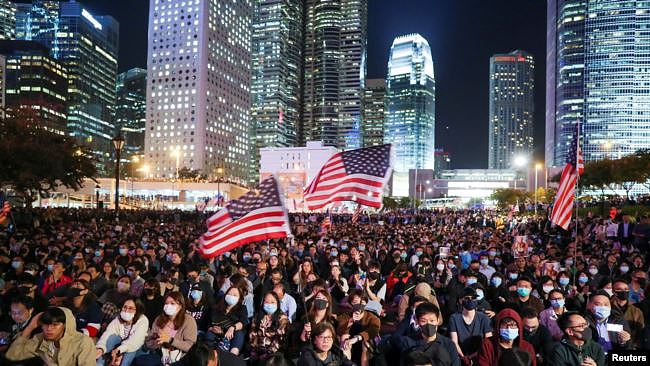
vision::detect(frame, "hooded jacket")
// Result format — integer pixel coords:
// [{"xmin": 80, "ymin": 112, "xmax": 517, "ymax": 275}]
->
[
  {"xmin": 477, "ymin": 308, "xmax": 537, "ymax": 366},
  {"xmin": 6, "ymin": 307, "xmax": 96, "ymax": 366}
]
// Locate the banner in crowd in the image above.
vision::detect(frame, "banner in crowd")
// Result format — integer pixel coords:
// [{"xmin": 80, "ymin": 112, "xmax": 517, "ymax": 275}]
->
[
  {"xmin": 303, "ymin": 144, "xmax": 394, "ymax": 210},
  {"xmin": 199, "ymin": 176, "xmax": 291, "ymax": 258}
]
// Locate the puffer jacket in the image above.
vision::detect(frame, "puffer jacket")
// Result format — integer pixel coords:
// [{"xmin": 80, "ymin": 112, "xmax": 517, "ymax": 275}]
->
[
  {"xmin": 547, "ymin": 338, "xmax": 606, "ymax": 366},
  {"xmin": 477, "ymin": 308, "xmax": 537, "ymax": 366},
  {"xmin": 6, "ymin": 307, "xmax": 96, "ymax": 366}
]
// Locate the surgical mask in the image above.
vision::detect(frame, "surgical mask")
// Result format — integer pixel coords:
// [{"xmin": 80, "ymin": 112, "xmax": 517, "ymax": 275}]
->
[
  {"xmin": 578, "ymin": 276, "xmax": 589, "ymax": 284},
  {"xmin": 436, "ymin": 264, "xmax": 445, "ymax": 271},
  {"xmin": 127, "ymin": 270, "xmax": 134, "ymax": 278},
  {"xmin": 559, "ymin": 277, "xmax": 570, "ymax": 286},
  {"xmin": 491, "ymin": 277, "xmax": 502, "ymax": 287},
  {"xmin": 467, "ymin": 278, "xmax": 477, "ymax": 285},
  {"xmin": 190, "ymin": 290, "xmax": 203, "ymax": 301},
  {"xmin": 448, "ymin": 263, "xmax": 456, "ymax": 269},
  {"xmin": 480, "ymin": 259, "xmax": 488, "ymax": 266},
  {"xmin": 488, "ymin": 251, "xmax": 497, "ymax": 257},
  {"xmin": 358, "ymin": 245, "xmax": 365, "ymax": 251},
  {"xmin": 47, "ymin": 264, "xmax": 54, "ymax": 272},
  {"xmin": 119, "ymin": 248, "xmax": 128, "ymax": 256},
  {"xmin": 117, "ymin": 282, "xmax": 130, "ymax": 292},
  {"xmin": 223, "ymin": 252, "xmax": 231, "ymax": 258},
  {"xmin": 509, "ymin": 273, "xmax": 518, "ymax": 281},
  {"xmin": 620, "ymin": 266, "xmax": 629, "ymax": 274},
  {"xmin": 11, "ymin": 261, "xmax": 22, "ymax": 269},
  {"xmin": 120, "ymin": 311, "xmax": 135, "ymax": 322},
  {"xmin": 542, "ymin": 285, "xmax": 554, "ymax": 294},
  {"xmin": 400, "ymin": 252, "xmax": 408, "ymax": 259},
  {"xmin": 565, "ymin": 259, "xmax": 573, "ymax": 266},
  {"xmin": 416, "ymin": 251, "xmax": 423, "ymax": 257},
  {"xmin": 500, "ymin": 328, "xmax": 519, "ymax": 341},
  {"xmin": 225, "ymin": 294, "xmax": 239, "ymax": 306},
  {"xmin": 163, "ymin": 304, "xmax": 179, "ymax": 316},
  {"xmin": 603, "ymin": 288, "xmax": 613, "ymax": 297},
  {"xmin": 263, "ymin": 303, "xmax": 277, "ymax": 314},
  {"xmin": 494, "ymin": 259, "xmax": 502, "ymax": 266},
  {"xmin": 243, "ymin": 255, "xmax": 251, "ymax": 263},
  {"xmin": 517, "ymin": 287, "xmax": 531, "ymax": 297},
  {"xmin": 589, "ymin": 268, "xmax": 598, "ymax": 276},
  {"xmin": 421, "ymin": 323, "xmax": 438, "ymax": 337},
  {"xmin": 550, "ymin": 299, "xmax": 565, "ymax": 309},
  {"xmin": 476, "ymin": 289, "xmax": 484, "ymax": 301},
  {"xmin": 330, "ymin": 251, "xmax": 338, "ymax": 257},
  {"xmin": 593, "ymin": 306, "xmax": 611, "ymax": 320},
  {"xmin": 95, "ymin": 250, "xmax": 102, "ymax": 257},
  {"xmin": 341, "ymin": 245, "xmax": 348, "ymax": 251}
]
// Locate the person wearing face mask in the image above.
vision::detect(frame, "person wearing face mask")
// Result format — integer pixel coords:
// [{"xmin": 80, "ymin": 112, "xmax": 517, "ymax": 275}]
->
[
  {"xmin": 486, "ymin": 274, "xmax": 509, "ymax": 313},
  {"xmin": 336, "ymin": 292, "xmax": 381, "ymax": 366},
  {"xmin": 141, "ymin": 279, "xmax": 164, "ymax": 326},
  {"xmin": 398, "ymin": 282, "xmax": 442, "ymax": 322},
  {"xmin": 64, "ymin": 279, "xmax": 102, "ymax": 338},
  {"xmin": 548, "ymin": 312, "xmax": 605, "ymax": 366},
  {"xmin": 99, "ymin": 275, "xmax": 133, "ymax": 320},
  {"xmin": 207, "ymin": 286, "xmax": 247, "ymax": 356},
  {"xmin": 249, "ymin": 291, "xmax": 289, "ymax": 363},
  {"xmin": 477, "ymin": 308, "xmax": 537, "ymax": 366},
  {"xmin": 95, "ymin": 297, "xmax": 149, "ymax": 366},
  {"xmin": 508, "ymin": 277, "xmax": 544, "ymax": 315},
  {"xmin": 611, "ymin": 279, "xmax": 645, "ymax": 349},
  {"xmin": 41, "ymin": 260, "xmax": 72, "ymax": 297},
  {"xmin": 585, "ymin": 291, "xmax": 632, "ymax": 353},
  {"xmin": 291, "ymin": 289, "xmax": 337, "ymax": 359},
  {"xmin": 556, "ymin": 271, "xmax": 573, "ymax": 296},
  {"xmin": 539, "ymin": 290, "xmax": 567, "ymax": 341},
  {"xmin": 628, "ymin": 268, "xmax": 646, "ymax": 304},
  {"xmin": 139, "ymin": 291, "xmax": 197, "ymax": 365},
  {"xmin": 185, "ymin": 284, "xmax": 212, "ymax": 337},
  {"xmin": 449, "ymin": 287, "xmax": 493, "ymax": 365},
  {"xmin": 521, "ymin": 307, "xmax": 554, "ymax": 366},
  {"xmin": 478, "ymin": 254, "xmax": 495, "ymax": 282}
]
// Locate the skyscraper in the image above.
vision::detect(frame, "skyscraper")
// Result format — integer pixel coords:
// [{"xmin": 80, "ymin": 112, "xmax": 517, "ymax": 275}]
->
[
  {"xmin": 16, "ymin": 0, "xmax": 119, "ymax": 172},
  {"xmin": 0, "ymin": 41, "xmax": 68, "ymax": 135},
  {"xmin": 145, "ymin": 0, "xmax": 252, "ymax": 181},
  {"xmin": 488, "ymin": 50, "xmax": 535, "ymax": 170},
  {"xmin": 0, "ymin": 0, "xmax": 16, "ymax": 40},
  {"xmin": 361, "ymin": 78, "xmax": 385, "ymax": 147},
  {"xmin": 547, "ymin": 0, "xmax": 650, "ymax": 165},
  {"xmin": 250, "ymin": 0, "xmax": 303, "ymax": 182},
  {"xmin": 302, "ymin": 0, "xmax": 367, "ymax": 149},
  {"xmin": 116, "ymin": 68, "xmax": 147, "ymax": 159},
  {"xmin": 546, "ymin": 0, "xmax": 586, "ymax": 167},
  {"xmin": 385, "ymin": 33, "xmax": 435, "ymax": 173}
]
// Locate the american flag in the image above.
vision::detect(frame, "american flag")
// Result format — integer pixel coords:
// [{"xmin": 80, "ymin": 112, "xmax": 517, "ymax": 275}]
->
[
  {"xmin": 0, "ymin": 192, "xmax": 11, "ymax": 226},
  {"xmin": 351, "ymin": 205, "xmax": 362, "ymax": 224},
  {"xmin": 304, "ymin": 144, "xmax": 394, "ymax": 210},
  {"xmin": 199, "ymin": 177, "xmax": 291, "ymax": 258},
  {"xmin": 550, "ymin": 125, "xmax": 583, "ymax": 230},
  {"xmin": 319, "ymin": 209, "xmax": 332, "ymax": 234}
]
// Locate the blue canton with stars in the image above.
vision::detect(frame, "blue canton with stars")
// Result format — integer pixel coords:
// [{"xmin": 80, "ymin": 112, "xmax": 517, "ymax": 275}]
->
[
  {"xmin": 567, "ymin": 127, "xmax": 578, "ymax": 166},
  {"xmin": 341, "ymin": 144, "xmax": 391, "ymax": 177},
  {"xmin": 226, "ymin": 177, "xmax": 282, "ymax": 220}
]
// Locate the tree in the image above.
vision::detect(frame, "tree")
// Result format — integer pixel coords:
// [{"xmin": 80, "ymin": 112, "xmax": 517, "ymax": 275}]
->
[
  {"xmin": 398, "ymin": 196, "xmax": 411, "ymax": 208},
  {"xmin": 0, "ymin": 108, "xmax": 97, "ymax": 205},
  {"xmin": 177, "ymin": 167, "xmax": 203, "ymax": 180},
  {"xmin": 490, "ymin": 188, "xmax": 530, "ymax": 208},
  {"xmin": 382, "ymin": 196, "xmax": 398, "ymax": 211}
]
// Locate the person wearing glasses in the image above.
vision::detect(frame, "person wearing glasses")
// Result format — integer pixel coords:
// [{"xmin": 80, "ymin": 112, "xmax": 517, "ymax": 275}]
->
[
  {"xmin": 298, "ymin": 322, "xmax": 353, "ymax": 366},
  {"xmin": 548, "ymin": 312, "xmax": 605, "ymax": 366},
  {"xmin": 95, "ymin": 297, "xmax": 149, "ymax": 366},
  {"xmin": 477, "ymin": 308, "xmax": 536, "ymax": 366}
]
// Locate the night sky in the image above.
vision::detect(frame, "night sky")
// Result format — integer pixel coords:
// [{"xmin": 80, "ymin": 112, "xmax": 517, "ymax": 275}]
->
[{"xmin": 87, "ymin": 0, "xmax": 547, "ymax": 169}]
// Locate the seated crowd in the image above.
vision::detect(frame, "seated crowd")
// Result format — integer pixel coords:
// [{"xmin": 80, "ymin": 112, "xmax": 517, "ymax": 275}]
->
[{"xmin": 0, "ymin": 208, "xmax": 649, "ymax": 366}]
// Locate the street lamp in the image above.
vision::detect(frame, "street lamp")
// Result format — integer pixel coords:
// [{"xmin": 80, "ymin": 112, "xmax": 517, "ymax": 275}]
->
[
  {"xmin": 95, "ymin": 184, "xmax": 101, "ymax": 209},
  {"xmin": 534, "ymin": 163, "xmax": 542, "ymax": 215},
  {"xmin": 216, "ymin": 167, "xmax": 224, "ymax": 207},
  {"xmin": 112, "ymin": 134, "xmax": 125, "ymax": 213},
  {"xmin": 512, "ymin": 155, "xmax": 529, "ymax": 189},
  {"xmin": 170, "ymin": 149, "xmax": 180, "ymax": 179}
]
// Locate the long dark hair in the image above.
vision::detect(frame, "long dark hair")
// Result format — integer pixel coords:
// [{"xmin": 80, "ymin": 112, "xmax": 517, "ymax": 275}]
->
[
  {"xmin": 215, "ymin": 286, "xmax": 244, "ymax": 314},
  {"xmin": 156, "ymin": 291, "xmax": 187, "ymax": 329},
  {"xmin": 256, "ymin": 291, "xmax": 284, "ymax": 327},
  {"xmin": 120, "ymin": 297, "xmax": 145, "ymax": 325},
  {"xmin": 66, "ymin": 279, "xmax": 97, "ymax": 313}
]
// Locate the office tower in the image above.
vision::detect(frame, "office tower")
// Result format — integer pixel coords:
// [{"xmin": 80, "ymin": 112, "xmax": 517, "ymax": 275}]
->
[
  {"xmin": 488, "ymin": 50, "xmax": 535, "ymax": 170},
  {"xmin": 582, "ymin": 0, "xmax": 650, "ymax": 161},
  {"xmin": 116, "ymin": 68, "xmax": 147, "ymax": 159},
  {"xmin": 16, "ymin": 1, "xmax": 119, "ymax": 172},
  {"xmin": 434, "ymin": 148, "xmax": 451, "ymax": 175},
  {"xmin": 302, "ymin": 0, "xmax": 367, "ymax": 149},
  {"xmin": 385, "ymin": 33, "xmax": 435, "ymax": 173},
  {"xmin": 145, "ymin": 0, "xmax": 252, "ymax": 181},
  {"xmin": 250, "ymin": 0, "xmax": 303, "ymax": 182},
  {"xmin": 361, "ymin": 78, "xmax": 385, "ymax": 147},
  {"xmin": 0, "ymin": 0, "xmax": 16, "ymax": 40},
  {"xmin": 546, "ymin": 0, "xmax": 586, "ymax": 167},
  {"xmin": 0, "ymin": 40, "xmax": 68, "ymax": 135}
]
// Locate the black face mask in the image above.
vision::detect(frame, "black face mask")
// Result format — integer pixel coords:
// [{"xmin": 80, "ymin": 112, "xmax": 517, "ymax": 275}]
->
[
  {"xmin": 575, "ymin": 327, "xmax": 592, "ymax": 342},
  {"xmin": 368, "ymin": 272, "xmax": 380, "ymax": 281},
  {"xmin": 615, "ymin": 291, "xmax": 630, "ymax": 301},
  {"xmin": 352, "ymin": 304, "xmax": 365, "ymax": 313},
  {"xmin": 66, "ymin": 287, "xmax": 83, "ymax": 298},
  {"xmin": 462, "ymin": 300, "xmax": 478, "ymax": 311},
  {"xmin": 422, "ymin": 323, "xmax": 438, "ymax": 337},
  {"xmin": 314, "ymin": 299, "xmax": 329, "ymax": 310},
  {"xmin": 524, "ymin": 328, "xmax": 537, "ymax": 338}
]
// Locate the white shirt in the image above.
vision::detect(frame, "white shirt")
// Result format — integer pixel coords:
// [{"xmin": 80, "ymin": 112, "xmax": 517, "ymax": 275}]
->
[
  {"xmin": 96, "ymin": 315, "xmax": 149, "ymax": 354},
  {"xmin": 479, "ymin": 265, "xmax": 496, "ymax": 281},
  {"xmin": 280, "ymin": 293, "xmax": 297, "ymax": 322},
  {"xmin": 607, "ymin": 223, "xmax": 618, "ymax": 237}
]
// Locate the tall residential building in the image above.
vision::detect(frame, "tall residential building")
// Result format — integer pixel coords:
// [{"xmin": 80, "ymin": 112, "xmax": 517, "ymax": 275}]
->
[
  {"xmin": 384, "ymin": 33, "xmax": 435, "ymax": 173},
  {"xmin": 0, "ymin": 0, "xmax": 16, "ymax": 40},
  {"xmin": 250, "ymin": 0, "xmax": 303, "ymax": 182},
  {"xmin": 116, "ymin": 68, "xmax": 147, "ymax": 159},
  {"xmin": 546, "ymin": 0, "xmax": 586, "ymax": 167},
  {"xmin": 434, "ymin": 148, "xmax": 451, "ymax": 176},
  {"xmin": 0, "ymin": 40, "xmax": 68, "ymax": 135},
  {"xmin": 16, "ymin": 1, "xmax": 119, "ymax": 172},
  {"xmin": 488, "ymin": 50, "xmax": 535, "ymax": 170},
  {"xmin": 547, "ymin": 0, "xmax": 650, "ymax": 165},
  {"xmin": 361, "ymin": 78, "xmax": 385, "ymax": 147},
  {"xmin": 145, "ymin": 0, "xmax": 252, "ymax": 181},
  {"xmin": 302, "ymin": 0, "xmax": 367, "ymax": 149}
]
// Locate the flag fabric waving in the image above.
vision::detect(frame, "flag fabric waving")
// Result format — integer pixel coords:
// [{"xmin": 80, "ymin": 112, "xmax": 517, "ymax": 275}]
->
[
  {"xmin": 550, "ymin": 125, "xmax": 583, "ymax": 230},
  {"xmin": 0, "ymin": 192, "xmax": 11, "ymax": 226},
  {"xmin": 351, "ymin": 205, "xmax": 362, "ymax": 224},
  {"xmin": 199, "ymin": 176, "xmax": 291, "ymax": 258},
  {"xmin": 304, "ymin": 144, "xmax": 394, "ymax": 210},
  {"xmin": 319, "ymin": 210, "xmax": 331, "ymax": 234}
]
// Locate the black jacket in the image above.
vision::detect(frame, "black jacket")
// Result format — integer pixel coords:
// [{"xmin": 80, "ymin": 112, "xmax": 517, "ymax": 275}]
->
[
  {"xmin": 297, "ymin": 345, "xmax": 355, "ymax": 366},
  {"xmin": 585, "ymin": 309, "xmax": 633, "ymax": 352},
  {"xmin": 547, "ymin": 338, "xmax": 605, "ymax": 366},
  {"xmin": 524, "ymin": 324, "xmax": 555, "ymax": 364}
]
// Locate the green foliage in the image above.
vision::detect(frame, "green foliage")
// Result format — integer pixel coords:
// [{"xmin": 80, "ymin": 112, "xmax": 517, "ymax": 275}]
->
[
  {"xmin": 382, "ymin": 196, "xmax": 398, "ymax": 210},
  {"xmin": 490, "ymin": 188, "xmax": 531, "ymax": 208},
  {"xmin": 0, "ymin": 108, "xmax": 97, "ymax": 204},
  {"xmin": 398, "ymin": 196, "xmax": 411, "ymax": 208},
  {"xmin": 177, "ymin": 167, "xmax": 203, "ymax": 180}
]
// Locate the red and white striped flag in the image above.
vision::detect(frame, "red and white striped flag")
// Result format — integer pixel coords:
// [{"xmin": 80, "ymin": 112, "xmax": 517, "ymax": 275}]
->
[
  {"xmin": 199, "ymin": 177, "xmax": 291, "ymax": 258},
  {"xmin": 351, "ymin": 205, "xmax": 362, "ymax": 224},
  {"xmin": 550, "ymin": 126, "xmax": 583, "ymax": 230},
  {"xmin": 320, "ymin": 215, "xmax": 331, "ymax": 234},
  {"xmin": 304, "ymin": 144, "xmax": 394, "ymax": 210}
]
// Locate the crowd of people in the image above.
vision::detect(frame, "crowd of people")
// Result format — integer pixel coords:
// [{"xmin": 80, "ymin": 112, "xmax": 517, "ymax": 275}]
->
[{"xmin": 0, "ymin": 207, "xmax": 649, "ymax": 366}]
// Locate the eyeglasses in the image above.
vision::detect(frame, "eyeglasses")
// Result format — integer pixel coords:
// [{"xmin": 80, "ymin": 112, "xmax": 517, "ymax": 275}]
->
[
  {"xmin": 569, "ymin": 323, "xmax": 588, "ymax": 329},
  {"xmin": 122, "ymin": 306, "xmax": 137, "ymax": 311},
  {"xmin": 316, "ymin": 335, "xmax": 333, "ymax": 341}
]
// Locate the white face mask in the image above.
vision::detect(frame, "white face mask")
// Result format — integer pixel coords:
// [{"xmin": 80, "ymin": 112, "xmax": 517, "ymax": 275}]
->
[
  {"xmin": 120, "ymin": 311, "xmax": 135, "ymax": 322},
  {"xmin": 163, "ymin": 304, "xmax": 179, "ymax": 316}
]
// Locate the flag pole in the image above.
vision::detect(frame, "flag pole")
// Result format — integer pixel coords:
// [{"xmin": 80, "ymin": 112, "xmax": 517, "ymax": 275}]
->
[{"xmin": 571, "ymin": 124, "xmax": 581, "ymax": 288}]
